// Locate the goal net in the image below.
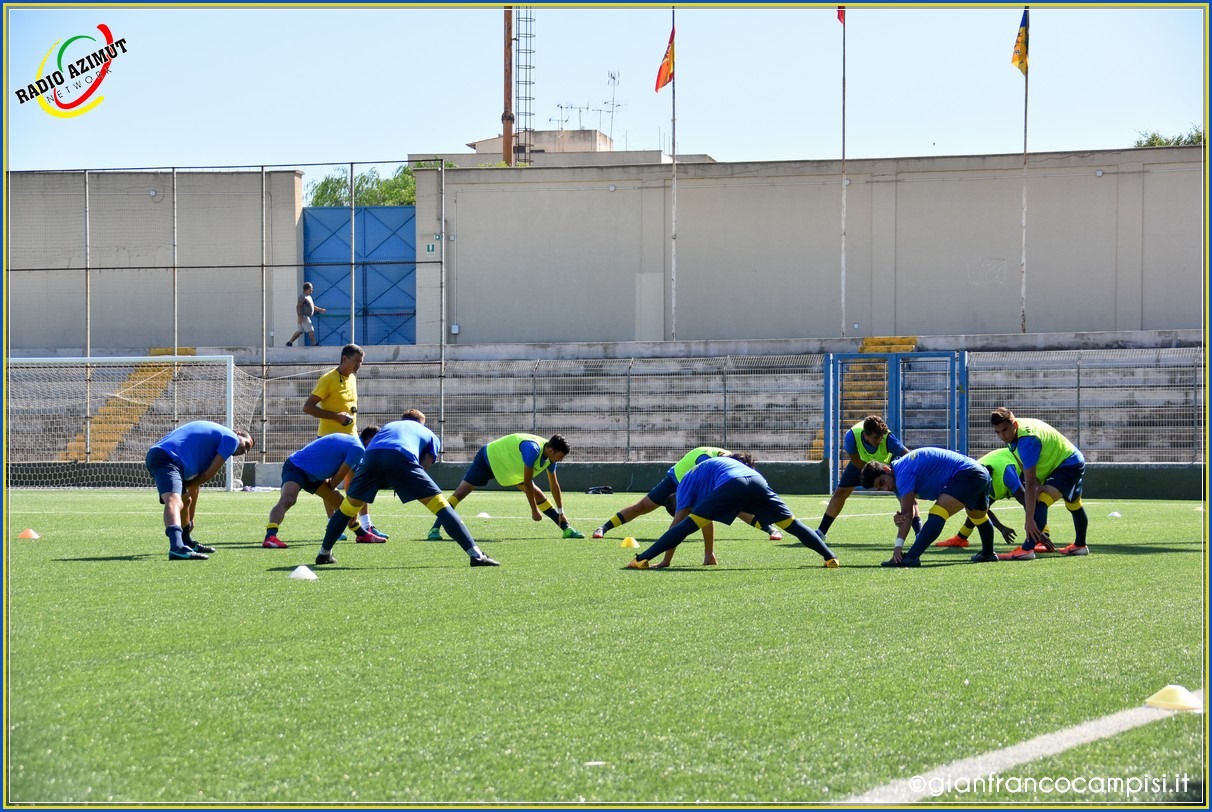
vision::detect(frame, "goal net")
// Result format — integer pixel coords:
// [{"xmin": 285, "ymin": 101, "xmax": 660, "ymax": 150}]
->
[{"xmin": 6, "ymin": 356, "xmax": 263, "ymax": 489}]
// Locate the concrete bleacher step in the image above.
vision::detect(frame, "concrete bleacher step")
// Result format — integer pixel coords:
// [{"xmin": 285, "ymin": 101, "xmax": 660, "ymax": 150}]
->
[
  {"xmin": 817, "ymin": 336, "xmax": 921, "ymax": 463},
  {"xmin": 61, "ymin": 365, "xmax": 175, "ymax": 462},
  {"xmin": 860, "ymin": 336, "xmax": 919, "ymax": 354}
]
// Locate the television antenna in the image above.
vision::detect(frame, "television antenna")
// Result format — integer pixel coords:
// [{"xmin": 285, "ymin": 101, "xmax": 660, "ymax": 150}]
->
[
  {"xmin": 572, "ymin": 101, "xmax": 592, "ymax": 130},
  {"xmin": 602, "ymin": 70, "xmax": 625, "ymax": 142},
  {"xmin": 549, "ymin": 103, "xmax": 572, "ymax": 130}
]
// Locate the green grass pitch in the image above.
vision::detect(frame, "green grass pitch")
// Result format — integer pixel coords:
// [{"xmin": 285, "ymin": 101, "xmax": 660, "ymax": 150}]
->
[{"xmin": 4, "ymin": 488, "xmax": 1206, "ymax": 804}]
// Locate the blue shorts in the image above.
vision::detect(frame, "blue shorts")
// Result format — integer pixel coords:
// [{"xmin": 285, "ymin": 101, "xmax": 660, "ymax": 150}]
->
[
  {"xmin": 939, "ymin": 468, "xmax": 993, "ymax": 512},
  {"xmin": 645, "ymin": 473, "xmax": 679, "ymax": 507},
  {"xmin": 281, "ymin": 458, "xmax": 326, "ymax": 495},
  {"xmin": 347, "ymin": 447, "xmax": 442, "ymax": 505},
  {"xmin": 145, "ymin": 447, "xmax": 183, "ymax": 502},
  {"xmin": 838, "ymin": 462, "xmax": 864, "ymax": 489},
  {"xmin": 687, "ymin": 475, "xmax": 794, "ymax": 528},
  {"xmin": 1046, "ymin": 462, "xmax": 1085, "ymax": 503},
  {"xmin": 458, "ymin": 446, "xmax": 497, "ymax": 488}
]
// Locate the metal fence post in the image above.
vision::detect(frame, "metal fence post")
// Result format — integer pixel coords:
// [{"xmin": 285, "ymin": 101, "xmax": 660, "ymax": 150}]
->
[
  {"xmin": 722, "ymin": 357, "xmax": 730, "ymax": 449},
  {"xmin": 1081, "ymin": 356, "xmax": 1090, "ymax": 450},
  {"xmin": 626, "ymin": 358, "xmax": 634, "ymax": 461},
  {"xmin": 532, "ymin": 360, "xmax": 540, "ymax": 434}
]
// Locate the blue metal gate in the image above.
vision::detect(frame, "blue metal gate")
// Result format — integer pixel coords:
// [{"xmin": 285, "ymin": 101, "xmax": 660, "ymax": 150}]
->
[
  {"xmin": 824, "ymin": 352, "xmax": 967, "ymax": 490},
  {"xmin": 301, "ymin": 206, "xmax": 416, "ymax": 345}
]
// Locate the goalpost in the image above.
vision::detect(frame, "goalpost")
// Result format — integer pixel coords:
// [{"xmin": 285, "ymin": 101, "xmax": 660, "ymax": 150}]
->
[{"xmin": 6, "ymin": 355, "xmax": 263, "ymax": 490}]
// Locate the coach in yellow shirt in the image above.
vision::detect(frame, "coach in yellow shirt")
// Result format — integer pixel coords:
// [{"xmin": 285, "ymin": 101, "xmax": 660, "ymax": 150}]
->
[{"xmin": 304, "ymin": 343, "xmax": 384, "ymax": 540}]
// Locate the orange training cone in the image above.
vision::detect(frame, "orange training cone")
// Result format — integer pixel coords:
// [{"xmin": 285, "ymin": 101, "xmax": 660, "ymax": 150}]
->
[
  {"xmin": 18, "ymin": 528, "xmax": 40, "ymax": 539},
  {"xmin": 1144, "ymin": 685, "xmax": 1203, "ymax": 712}
]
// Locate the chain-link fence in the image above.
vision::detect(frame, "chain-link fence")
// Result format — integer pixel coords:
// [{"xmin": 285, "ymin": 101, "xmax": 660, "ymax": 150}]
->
[
  {"xmin": 253, "ymin": 347, "xmax": 1203, "ymax": 466},
  {"xmin": 257, "ymin": 355, "xmax": 827, "ymax": 465},
  {"xmin": 966, "ymin": 348, "xmax": 1204, "ymax": 463},
  {"xmin": 6, "ymin": 348, "xmax": 1200, "ymax": 485}
]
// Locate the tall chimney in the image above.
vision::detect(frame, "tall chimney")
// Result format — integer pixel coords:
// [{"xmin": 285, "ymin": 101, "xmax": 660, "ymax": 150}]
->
[{"xmin": 502, "ymin": 8, "xmax": 515, "ymax": 166}]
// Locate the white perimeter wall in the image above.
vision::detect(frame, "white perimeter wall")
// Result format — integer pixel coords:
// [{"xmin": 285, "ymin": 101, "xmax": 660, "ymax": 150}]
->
[
  {"xmin": 5, "ymin": 147, "xmax": 1203, "ymax": 352},
  {"xmin": 413, "ymin": 146, "xmax": 1204, "ymax": 345}
]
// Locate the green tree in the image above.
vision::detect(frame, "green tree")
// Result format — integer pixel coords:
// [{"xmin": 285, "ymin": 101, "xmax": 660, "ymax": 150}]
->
[
  {"xmin": 1134, "ymin": 125, "xmax": 1205, "ymax": 147},
  {"xmin": 306, "ymin": 165, "xmax": 418, "ymax": 207},
  {"xmin": 306, "ymin": 162, "xmax": 459, "ymax": 206}
]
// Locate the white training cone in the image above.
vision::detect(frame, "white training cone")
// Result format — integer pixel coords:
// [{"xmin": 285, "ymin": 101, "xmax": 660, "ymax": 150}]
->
[
  {"xmin": 1108, "ymin": 511, "xmax": 1122, "ymax": 518},
  {"xmin": 17, "ymin": 528, "xmax": 40, "ymax": 539},
  {"xmin": 289, "ymin": 565, "xmax": 318, "ymax": 581},
  {"xmin": 1144, "ymin": 685, "xmax": 1202, "ymax": 712},
  {"xmin": 476, "ymin": 512, "xmax": 492, "ymax": 519}
]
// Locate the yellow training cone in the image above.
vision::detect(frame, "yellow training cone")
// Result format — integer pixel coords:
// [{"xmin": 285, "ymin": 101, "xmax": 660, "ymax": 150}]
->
[
  {"xmin": 619, "ymin": 536, "xmax": 639, "ymax": 548},
  {"xmin": 1144, "ymin": 685, "xmax": 1203, "ymax": 712},
  {"xmin": 18, "ymin": 528, "xmax": 39, "ymax": 539}
]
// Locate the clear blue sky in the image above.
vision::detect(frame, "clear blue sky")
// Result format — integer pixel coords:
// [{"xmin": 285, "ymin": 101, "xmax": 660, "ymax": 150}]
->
[{"xmin": 3, "ymin": 4, "xmax": 1206, "ymax": 172}]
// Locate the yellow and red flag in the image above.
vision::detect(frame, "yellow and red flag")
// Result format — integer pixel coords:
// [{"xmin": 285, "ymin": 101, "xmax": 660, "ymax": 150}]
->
[
  {"xmin": 1011, "ymin": 7, "xmax": 1029, "ymax": 75},
  {"xmin": 655, "ymin": 27, "xmax": 675, "ymax": 92}
]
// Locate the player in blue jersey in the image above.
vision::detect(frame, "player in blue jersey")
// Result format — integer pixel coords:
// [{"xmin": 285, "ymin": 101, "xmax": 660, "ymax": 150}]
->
[
  {"xmin": 315, "ymin": 409, "xmax": 498, "ymax": 567},
  {"xmin": 860, "ymin": 447, "xmax": 998, "ymax": 568},
  {"xmin": 935, "ymin": 447, "xmax": 1040, "ymax": 549},
  {"xmin": 593, "ymin": 445, "xmax": 785, "ymax": 567},
  {"xmin": 623, "ymin": 455, "xmax": 838, "ymax": 570},
  {"xmin": 261, "ymin": 426, "xmax": 380, "ymax": 549},
  {"xmin": 144, "ymin": 420, "xmax": 254, "ymax": 560}
]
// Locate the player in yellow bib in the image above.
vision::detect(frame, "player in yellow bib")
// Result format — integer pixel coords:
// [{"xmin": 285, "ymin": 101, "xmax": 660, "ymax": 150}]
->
[
  {"xmin": 991, "ymin": 407, "xmax": 1089, "ymax": 559},
  {"xmin": 427, "ymin": 433, "xmax": 584, "ymax": 540},
  {"xmin": 934, "ymin": 447, "xmax": 1047, "ymax": 549},
  {"xmin": 817, "ymin": 415, "xmax": 916, "ymax": 542}
]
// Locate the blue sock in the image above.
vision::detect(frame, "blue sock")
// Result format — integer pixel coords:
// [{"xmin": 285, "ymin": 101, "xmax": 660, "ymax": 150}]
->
[
  {"xmin": 321, "ymin": 510, "xmax": 348, "ymax": 551},
  {"xmin": 436, "ymin": 508, "xmax": 478, "ymax": 555},
  {"xmin": 1028, "ymin": 502, "xmax": 1050, "ymax": 550},
  {"xmin": 636, "ymin": 517, "xmax": 697, "ymax": 561},
  {"xmin": 1071, "ymin": 506, "xmax": 1088, "ymax": 546},
  {"xmin": 786, "ymin": 520, "xmax": 835, "ymax": 559},
  {"xmin": 166, "ymin": 525, "xmax": 185, "ymax": 551},
  {"xmin": 905, "ymin": 514, "xmax": 947, "ymax": 560}
]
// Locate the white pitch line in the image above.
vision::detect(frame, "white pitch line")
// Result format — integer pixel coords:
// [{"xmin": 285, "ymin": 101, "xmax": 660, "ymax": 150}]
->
[{"xmin": 845, "ymin": 690, "xmax": 1204, "ymax": 804}]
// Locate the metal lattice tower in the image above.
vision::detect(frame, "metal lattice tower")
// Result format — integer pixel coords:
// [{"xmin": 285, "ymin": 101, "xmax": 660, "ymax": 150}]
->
[{"xmin": 514, "ymin": 7, "xmax": 535, "ymax": 166}]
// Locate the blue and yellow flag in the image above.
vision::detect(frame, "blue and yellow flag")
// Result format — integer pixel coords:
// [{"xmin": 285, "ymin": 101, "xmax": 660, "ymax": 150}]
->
[{"xmin": 1011, "ymin": 7, "xmax": 1029, "ymax": 75}]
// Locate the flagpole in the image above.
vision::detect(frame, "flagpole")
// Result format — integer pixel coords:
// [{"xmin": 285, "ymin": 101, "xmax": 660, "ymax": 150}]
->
[
  {"xmin": 669, "ymin": 7, "xmax": 678, "ymax": 341},
  {"xmin": 1018, "ymin": 82, "xmax": 1027, "ymax": 334},
  {"xmin": 839, "ymin": 6, "xmax": 847, "ymax": 339},
  {"xmin": 1020, "ymin": 71, "xmax": 1028, "ymax": 334},
  {"xmin": 1015, "ymin": 6, "xmax": 1030, "ymax": 334}
]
